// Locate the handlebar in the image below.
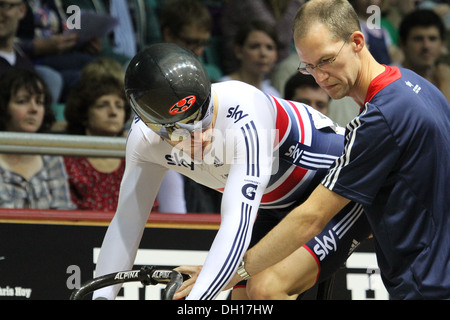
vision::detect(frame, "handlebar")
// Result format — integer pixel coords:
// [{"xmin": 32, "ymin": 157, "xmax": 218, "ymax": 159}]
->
[{"xmin": 70, "ymin": 266, "xmax": 184, "ymax": 300}]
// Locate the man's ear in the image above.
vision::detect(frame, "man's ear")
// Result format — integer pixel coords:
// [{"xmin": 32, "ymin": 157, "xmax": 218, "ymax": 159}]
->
[{"xmin": 351, "ymin": 31, "xmax": 366, "ymax": 53}]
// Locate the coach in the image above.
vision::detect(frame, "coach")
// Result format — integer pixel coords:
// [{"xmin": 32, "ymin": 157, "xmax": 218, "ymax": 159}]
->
[{"xmin": 233, "ymin": 0, "xmax": 450, "ymax": 300}]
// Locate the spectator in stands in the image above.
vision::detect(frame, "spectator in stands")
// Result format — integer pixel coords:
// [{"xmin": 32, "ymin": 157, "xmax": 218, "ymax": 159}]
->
[
  {"xmin": 220, "ymin": 0, "xmax": 304, "ymax": 74},
  {"xmin": 160, "ymin": 0, "xmax": 222, "ymax": 82},
  {"xmin": 159, "ymin": 0, "xmax": 222, "ymax": 213},
  {"xmin": 80, "ymin": 57, "xmax": 125, "ymax": 84},
  {"xmin": 284, "ymin": 73, "xmax": 331, "ymax": 116},
  {"xmin": 18, "ymin": 0, "xmax": 100, "ymax": 102},
  {"xmin": 63, "ymin": 74, "xmax": 131, "ymax": 211},
  {"xmin": 219, "ymin": 20, "xmax": 281, "ymax": 97},
  {"xmin": 399, "ymin": 9, "xmax": 450, "ymax": 102},
  {"xmin": 0, "ymin": 0, "xmax": 62, "ymax": 103},
  {"xmin": 60, "ymin": 0, "xmax": 137, "ymax": 65},
  {"xmin": 0, "ymin": 0, "xmax": 32, "ymax": 70},
  {"xmin": 63, "ymin": 61, "xmax": 186, "ymax": 213},
  {"xmin": 381, "ymin": 0, "xmax": 420, "ymax": 49},
  {"xmin": 0, "ymin": 68, "xmax": 75, "ymax": 209},
  {"xmin": 349, "ymin": 0, "xmax": 395, "ymax": 65}
]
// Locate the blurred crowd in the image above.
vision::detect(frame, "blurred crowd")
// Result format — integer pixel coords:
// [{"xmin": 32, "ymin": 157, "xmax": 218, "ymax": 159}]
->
[{"xmin": 1, "ymin": 0, "xmax": 449, "ymax": 213}]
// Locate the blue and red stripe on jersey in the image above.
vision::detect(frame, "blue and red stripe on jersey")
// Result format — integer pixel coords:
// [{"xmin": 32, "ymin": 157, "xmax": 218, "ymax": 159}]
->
[{"xmin": 260, "ymin": 95, "xmax": 344, "ymax": 209}]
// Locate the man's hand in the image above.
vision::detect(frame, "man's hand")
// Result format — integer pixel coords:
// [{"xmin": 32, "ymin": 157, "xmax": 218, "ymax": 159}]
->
[{"xmin": 172, "ymin": 265, "xmax": 202, "ymax": 300}]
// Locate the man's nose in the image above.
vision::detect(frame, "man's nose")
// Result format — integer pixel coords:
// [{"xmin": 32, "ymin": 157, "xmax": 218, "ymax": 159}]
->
[{"xmin": 312, "ymin": 68, "xmax": 329, "ymax": 84}]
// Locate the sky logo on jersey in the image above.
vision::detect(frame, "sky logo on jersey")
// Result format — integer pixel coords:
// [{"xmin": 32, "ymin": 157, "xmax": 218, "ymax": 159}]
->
[
  {"xmin": 165, "ymin": 154, "xmax": 195, "ymax": 171},
  {"xmin": 313, "ymin": 230, "xmax": 337, "ymax": 261},
  {"xmin": 169, "ymin": 95, "xmax": 196, "ymax": 115},
  {"xmin": 242, "ymin": 183, "xmax": 258, "ymax": 200},
  {"xmin": 227, "ymin": 105, "xmax": 249, "ymax": 123},
  {"xmin": 284, "ymin": 142, "xmax": 338, "ymax": 170}
]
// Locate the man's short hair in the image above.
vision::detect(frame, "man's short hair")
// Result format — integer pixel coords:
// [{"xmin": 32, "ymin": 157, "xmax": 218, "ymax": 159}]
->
[
  {"xmin": 399, "ymin": 9, "xmax": 446, "ymax": 45},
  {"xmin": 293, "ymin": 0, "xmax": 360, "ymax": 41},
  {"xmin": 285, "ymin": 73, "xmax": 325, "ymax": 101}
]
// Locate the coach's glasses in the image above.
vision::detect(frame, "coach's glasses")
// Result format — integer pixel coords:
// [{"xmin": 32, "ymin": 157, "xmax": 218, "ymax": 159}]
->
[{"xmin": 297, "ymin": 34, "xmax": 351, "ymax": 75}]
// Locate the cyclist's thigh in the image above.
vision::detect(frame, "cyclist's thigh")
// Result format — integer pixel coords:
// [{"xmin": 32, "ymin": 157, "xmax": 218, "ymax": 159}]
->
[{"xmin": 304, "ymin": 201, "xmax": 372, "ymax": 283}]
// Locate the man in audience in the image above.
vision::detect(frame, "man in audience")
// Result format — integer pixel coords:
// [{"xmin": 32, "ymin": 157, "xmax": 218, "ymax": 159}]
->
[
  {"xmin": 284, "ymin": 73, "xmax": 331, "ymax": 116},
  {"xmin": 399, "ymin": 9, "xmax": 450, "ymax": 102}
]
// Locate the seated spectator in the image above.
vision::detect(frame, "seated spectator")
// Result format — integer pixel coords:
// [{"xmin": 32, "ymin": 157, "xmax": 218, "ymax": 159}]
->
[
  {"xmin": 60, "ymin": 0, "xmax": 137, "ymax": 65},
  {"xmin": 0, "ymin": 0, "xmax": 32, "ymax": 71},
  {"xmin": 63, "ymin": 75, "xmax": 131, "ymax": 211},
  {"xmin": 49, "ymin": 56, "xmax": 126, "ymax": 133},
  {"xmin": 0, "ymin": 0, "xmax": 62, "ymax": 103},
  {"xmin": 18, "ymin": 0, "xmax": 100, "ymax": 102},
  {"xmin": 219, "ymin": 20, "xmax": 281, "ymax": 97},
  {"xmin": 0, "ymin": 68, "xmax": 75, "ymax": 209},
  {"xmin": 220, "ymin": 0, "xmax": 304, "ymax": 74},
  {"xmin": 399, "ymin": 9, "xmax": 450, "ymax": 102},
  {"xmin": 160, "ymin": 0, "xmax": 222, "ymax": 82},
  {"xmin": 159, "ymin": 0, "xmax": 222, "ymax": 213},
  {"xmin": 381, "ymin": 0, "xmax": 420, "ymax": 48},
  {"xmin": 284, "ymin": 73, "xmax": 331, "ymax": 116},
  {"xmin": 63, "ymin": 70, "xmax": 186, "ymax": 213},
  {"xmin": 80, "ymin": 57, "xmax": 125, "ymax": 83},
  {"xmin": 350, "ymin": 0, "xmax": 396, "ymax": 65},
  {"xmin": 380, "ymin": 0, "xmax": 423, "ymax": 65}
]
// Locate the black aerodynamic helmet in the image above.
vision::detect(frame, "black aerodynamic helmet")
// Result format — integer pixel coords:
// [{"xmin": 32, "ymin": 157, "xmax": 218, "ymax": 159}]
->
[{"xmin": 125, "ymin": 43, "xmax": 211, "ymax": 127}]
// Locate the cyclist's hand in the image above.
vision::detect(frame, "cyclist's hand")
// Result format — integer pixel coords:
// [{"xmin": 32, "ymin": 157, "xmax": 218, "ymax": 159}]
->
[{"xmin": 172, "ymin": 265, "xmax": 202, "ymax": 299}]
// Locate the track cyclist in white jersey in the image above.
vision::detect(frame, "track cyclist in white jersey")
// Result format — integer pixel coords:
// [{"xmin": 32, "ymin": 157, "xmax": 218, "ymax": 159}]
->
[{"xmin": 92, "ymin": 43, "xmax": 371, "ymax": 300}]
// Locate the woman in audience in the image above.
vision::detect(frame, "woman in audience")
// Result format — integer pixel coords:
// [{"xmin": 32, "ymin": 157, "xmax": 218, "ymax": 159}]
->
[
  {"xmin": 0, "ymin": 68, "xmax": 75, "ymax": 209},
  {"xmin": 63, "ymin": 74, "xmax": 132, "ymax": 211},
  {"xmin": 64, "ymin": 58, "xmax": 187, "ymax": 213},
  {"xmin": 218, "ymin": 20, "xmax": 281, "ymax": 97}
]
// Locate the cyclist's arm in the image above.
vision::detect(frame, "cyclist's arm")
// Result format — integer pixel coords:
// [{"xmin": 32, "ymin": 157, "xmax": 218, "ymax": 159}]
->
[
  {"xmin": 93, "ymin": 124, "xmax": 167, "ymax": 300},
  {"xmin": 186, "ymin": 117, "xmax": 275, "ymax": 300}
]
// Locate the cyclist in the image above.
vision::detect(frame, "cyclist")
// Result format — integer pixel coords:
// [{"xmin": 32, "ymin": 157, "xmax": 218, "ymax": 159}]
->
[{"xmin": 93, "ymin": 43, "xmax": 371, "ymax": 300}]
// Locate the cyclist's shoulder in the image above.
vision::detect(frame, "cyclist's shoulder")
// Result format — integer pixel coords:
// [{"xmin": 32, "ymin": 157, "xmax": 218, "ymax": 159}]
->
[{"xmin": 213, "ymin": 81, "xmax": 276, "ymax": 123}]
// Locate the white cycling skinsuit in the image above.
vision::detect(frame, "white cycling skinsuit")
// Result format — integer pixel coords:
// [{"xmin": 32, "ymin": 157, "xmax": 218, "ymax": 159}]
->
[{"xmin": 93, "ymin": 81, "xmax": 370, "ymax": 300}]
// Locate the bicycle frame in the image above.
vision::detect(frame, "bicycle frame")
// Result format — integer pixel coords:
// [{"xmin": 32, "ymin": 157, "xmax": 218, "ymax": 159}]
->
[{"xmin": 70, "ymin": 266, "xmax": 184, "ymax": 300}]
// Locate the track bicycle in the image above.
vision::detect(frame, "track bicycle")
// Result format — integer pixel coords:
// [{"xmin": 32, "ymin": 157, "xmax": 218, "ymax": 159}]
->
[{"xmin": 70, "ymin": 265, "xmax": 335, "ymax": 300}]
